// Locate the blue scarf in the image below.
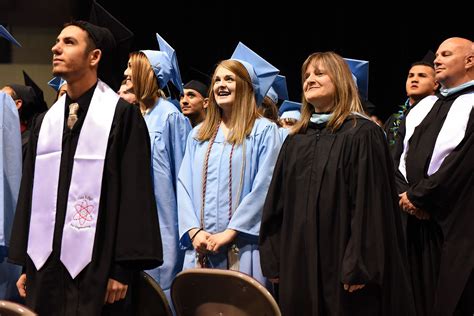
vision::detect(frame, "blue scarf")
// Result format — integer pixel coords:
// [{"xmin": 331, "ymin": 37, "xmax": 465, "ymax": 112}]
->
[{"xmin": 310, "ymin": 112, "xmax": 332, "ymax": 124}]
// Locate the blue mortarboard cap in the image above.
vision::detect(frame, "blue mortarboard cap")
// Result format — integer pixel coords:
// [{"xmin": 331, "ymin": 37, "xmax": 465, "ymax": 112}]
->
[
  {"xmin": 230, "ymin": 42, "xmax": 279, "ymax": 105},
  {"xmin": 0, "ymin": 25, "xmax": 21, "ymax": 47},
  {"xmin": 266, "ymin": 75, "xmax": 288, "ymax": 104},
  {"xmin": 279, "ymin": 100, "xmax": 301, "ymax": 116},
  {"xmin": 344, "ymin": 58, "xmax": 369, "ymax": 101},
  {"xmin": 141, "ymin": 33, "xmax": 183, "ymax": 94},
  {"xmin": 48, "ymin": 77, "xmax": 67, "ymax": 91}
]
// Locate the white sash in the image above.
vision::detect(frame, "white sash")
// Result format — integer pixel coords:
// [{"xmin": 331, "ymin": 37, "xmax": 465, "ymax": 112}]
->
[
  {"xmin": 428, "ymin": 93, "xmax": 474, "ymax": 175},
  {"xmin": 28, "ymin": 81, "xmax": 118, "ymax": 278},
  {"xmin": 398, "ymin": 93, "xmax": 473, "ymax": 181},
  {"xmin": 398, "ymin": 95, "xmax": 438, "ymax": 181}
]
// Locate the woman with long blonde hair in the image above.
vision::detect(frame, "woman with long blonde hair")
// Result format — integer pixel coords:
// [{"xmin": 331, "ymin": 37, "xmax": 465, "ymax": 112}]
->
[
  {"xmin": 260, "ymin": 51, "xmax": 415, "ymax": 315},
  {"xmin": 178, "ymin": 44, "xmax": 281, "ymax": 287},
  {"xmin": 123, "ymin": 35, "xmax": 191, "ymax": 300}
]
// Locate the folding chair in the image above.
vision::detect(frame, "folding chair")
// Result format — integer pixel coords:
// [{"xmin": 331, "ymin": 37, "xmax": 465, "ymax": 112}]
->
[
  {"xmin": 171, "ymin": 268, "xmax": 281, "ymax": 316},
  {"xmin": 0, "ymin": 300, "xmax": 37, "ymax": 316},
  {"xmin": 133, "ymin": 271, "xmax": 173, "ymax": 316}
]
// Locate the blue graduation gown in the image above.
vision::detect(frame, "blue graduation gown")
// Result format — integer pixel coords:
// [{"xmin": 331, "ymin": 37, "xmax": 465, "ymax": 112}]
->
[
  {"xmin": 143, "ymin": 98, "xmax": 191, "ymax": 293},
  {"xmin": 178, "ymin": 118, "xmax": 281, "ymax": 285},
  {"xmin": 0, "ymin": 92, "xmax": 22, "ymax": 300}
]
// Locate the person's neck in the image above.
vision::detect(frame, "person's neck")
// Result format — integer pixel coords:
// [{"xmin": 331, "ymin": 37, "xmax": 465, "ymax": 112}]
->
[
  {"xmin": 67, "ymin": 75, "xmax": 97, "ymax": 100},
  {"xmin": 141, "ymin": 95, "xmax": 159, "ymax": 114},
  {"xmin": 220, "ymin": 109, "xmax": 233, "ymax": 139},
  {"xmin": 188, "ymin": 111, "xmax": 206, "ymax": 127},
  {"xmin": 312, "ymin": 101, "xmax": 333, "ymax": 113}
]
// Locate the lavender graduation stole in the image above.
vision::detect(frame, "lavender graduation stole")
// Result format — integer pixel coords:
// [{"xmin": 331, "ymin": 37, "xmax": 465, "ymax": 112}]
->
[{"xmin": 27, "ymin": 81, "xmax": 118, "ymax": 278}]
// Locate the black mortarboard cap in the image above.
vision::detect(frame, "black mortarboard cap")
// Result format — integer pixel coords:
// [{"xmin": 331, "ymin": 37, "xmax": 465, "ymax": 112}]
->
[
  {"xmin": 23, "ymin": 71, "xmax": 48, "ymax": 114},
  {"xmin": 88, "ymin": 1, "xmax": 134, "ymax": 91},
  {"xmin": 8, "ymin": 83, "xmax": 37, "ymax": 123},
  {"xmin": 183, "ymin": 67, "xmax": 211, "ymax": 98},
  {"xmin": 421, "ymin": 50, "xmax": 436, "ymax": 65}
]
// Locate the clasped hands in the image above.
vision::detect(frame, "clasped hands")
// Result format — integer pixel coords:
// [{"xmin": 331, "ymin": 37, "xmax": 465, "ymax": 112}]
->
[
  {"xmin": 190, "ymin": 228, "xmax": 237, "ymax": 254},
  {"xmin": 399, "ymin": 192, "xmax": 430, "ymax": 220}
]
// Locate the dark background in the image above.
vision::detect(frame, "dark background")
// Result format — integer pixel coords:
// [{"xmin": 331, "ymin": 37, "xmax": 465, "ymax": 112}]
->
[{"xmin": 3, "ymin": 0, "xmax": 473, "ymax": 121}]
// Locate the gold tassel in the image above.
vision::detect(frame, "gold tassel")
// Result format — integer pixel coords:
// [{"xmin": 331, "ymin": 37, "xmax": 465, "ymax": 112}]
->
[{"xmin": 228, "ymin": 244, "xmax": 240, "ymax": 271}]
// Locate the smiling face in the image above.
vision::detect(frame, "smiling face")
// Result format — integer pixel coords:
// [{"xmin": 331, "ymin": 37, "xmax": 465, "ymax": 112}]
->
[
  {"xmin": 213, "ymin": 66, "xmax": 237, "ymax": 110},
  {"xmin": 124, "ymin": 58, "xmax": 133, "ymax": 86},
  {"xmin": 434, "ymin": 37, "xmax": 473, "ymax": 88},
  {"xmin": 303, "ymin": 62, "xmax": 335, "ymax": 113}
]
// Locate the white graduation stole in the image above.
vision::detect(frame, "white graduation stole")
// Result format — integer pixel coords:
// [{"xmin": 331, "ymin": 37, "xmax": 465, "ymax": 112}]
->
[
  {"xmin": 398, "ymin": 95, "xmax": 438, "ymax": 181},
  {"xmin": 399, "ymin": 93, "xmax": 473, "ymax": 180},
  {"xmin": 428, "ymin": 93, "xmax": 473, "ymax": 175},
  {"xmin": 27, "ymin": 80, "xmax": 118, "ymax": 278}
]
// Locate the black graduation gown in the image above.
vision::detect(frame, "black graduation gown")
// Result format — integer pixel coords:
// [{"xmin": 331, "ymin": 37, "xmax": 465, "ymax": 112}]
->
[
  {"xmin": 259, "ymin": 116, "xmax": 415, "ymax": 316},
  {"xmin": 394, "ymin": 87, "xmax": 474, "ymax": 316},
  {"xmin": 8, "ymin": 85, "xmax": 163, "ymax": 316}
]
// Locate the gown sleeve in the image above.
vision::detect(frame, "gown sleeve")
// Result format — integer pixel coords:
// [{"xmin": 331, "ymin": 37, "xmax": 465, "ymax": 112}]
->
[
  {"xmin": 113, "ymin": 104, "xmax": 163, "ymax": 269},
  {"xmin": 8, "ymin": 114, "xmax": 42, "ymax": 266},
  {"xmin": 341, "ymin": 123, "xmax": 401, "ymax": 286},
  {"xmin": 258, "ymin": 137, "xmax": 289, "ymax": 279},
  {"xmin": 163, "ymin": 112, "xmax": 192, "ymax": 186},
  {"xmin": 177, "ymin": 130, "xmax": 201, "ymax": 248},
  {"xmin": 227, "ymin": 123, "xmax": 282, "ymax": 236}
]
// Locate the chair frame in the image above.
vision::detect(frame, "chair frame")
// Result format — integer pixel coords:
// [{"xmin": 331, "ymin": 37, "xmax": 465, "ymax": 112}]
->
[{"xmin": 171, "ymin": 268, "xmax": 281, "ymax": 316}]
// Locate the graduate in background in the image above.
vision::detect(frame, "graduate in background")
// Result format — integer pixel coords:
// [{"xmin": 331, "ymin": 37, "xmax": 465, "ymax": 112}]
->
[
  {"xmin": 384, "ymin": 57, "xmax": 439, "ymax": 152},
  {"xmin": 48, "ymin": 76, "xmax": 68, "ymax": 101},
  {"xmin": 259, "ymin": 74, "xmax": 289, "ymax": 126},
  {"xmin": 0, "ymin": 92, "xmax": 22, "ymax": 301},
  {"xmin": 0, "ymin": 23, "xmax": 22, "ymax": 302},
  {"xmin": 8, "ymin": 19, "xmax": 162, "ymax": 316},
  {"xmin": 178, "ymin": 42, "xmax": 281, "ymax": 287},
  {"xmin": 278, "ymin": 100, "xmax": 301, "ymax": 128},
  {"xmin": 180, "ymin": 68, "xmax": 210, "ymax": 127},
  {"xmin": 123, "ymin": 34, "xmax": 191, "ymax": 303},
  {"xmin": 259, "ymin": 51, "xmax": 415, "ymax": 315},
  {"xmin": 1, "ymin": 73, "xmax": 48, "ymax": 159}
]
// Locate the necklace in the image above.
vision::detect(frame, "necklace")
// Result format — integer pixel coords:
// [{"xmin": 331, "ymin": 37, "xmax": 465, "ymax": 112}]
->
[{"xmin": 388, "ymin": 99, "xmax": 411, "ymax": 147}]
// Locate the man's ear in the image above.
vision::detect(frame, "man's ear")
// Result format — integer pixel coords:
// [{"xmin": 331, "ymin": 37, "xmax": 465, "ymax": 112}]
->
[
  {"xmin": 15, "ymin": 99, "xmax": 23, "ymax": 110},
  {"xmin": 89, "ymin": 49, "xmax": 102, "ymax": 67},
  {"xmin": 466, "ymin": 54, "xmax": 474, "ymax": 70},
  {"xmin": 203, "ymin": 98, "xmax": 209, "ymax": 109}
]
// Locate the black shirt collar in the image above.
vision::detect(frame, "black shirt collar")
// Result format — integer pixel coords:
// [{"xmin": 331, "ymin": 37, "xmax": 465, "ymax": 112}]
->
[{"xmin": 64, "ymin": 81, "xmax": 98, "ymax": 116}]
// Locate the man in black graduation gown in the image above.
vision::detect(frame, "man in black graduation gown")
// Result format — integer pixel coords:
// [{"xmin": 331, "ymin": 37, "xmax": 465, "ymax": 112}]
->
[
  {"xmin": 8, "ymin": 21, "xmax": 163, "ymax": 316},
  {"xmin": 395, "ymin": 37, "xmax": 474, "ymax": 316}
]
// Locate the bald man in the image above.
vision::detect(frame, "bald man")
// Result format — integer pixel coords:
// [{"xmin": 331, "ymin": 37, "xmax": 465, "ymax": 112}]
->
[{"xmin": 395, "ymin": 37, "xmax": 474, "ymax": 316}]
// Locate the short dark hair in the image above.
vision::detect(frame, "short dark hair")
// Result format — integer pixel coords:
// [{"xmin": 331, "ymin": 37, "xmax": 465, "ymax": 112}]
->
[
  {"xmin": 64, "ymin": 21, "xmax": 97, "ymax": 53},
  {"xmin": 410, "ymin": 60, "xmax": 435, "ymax": 69}
]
